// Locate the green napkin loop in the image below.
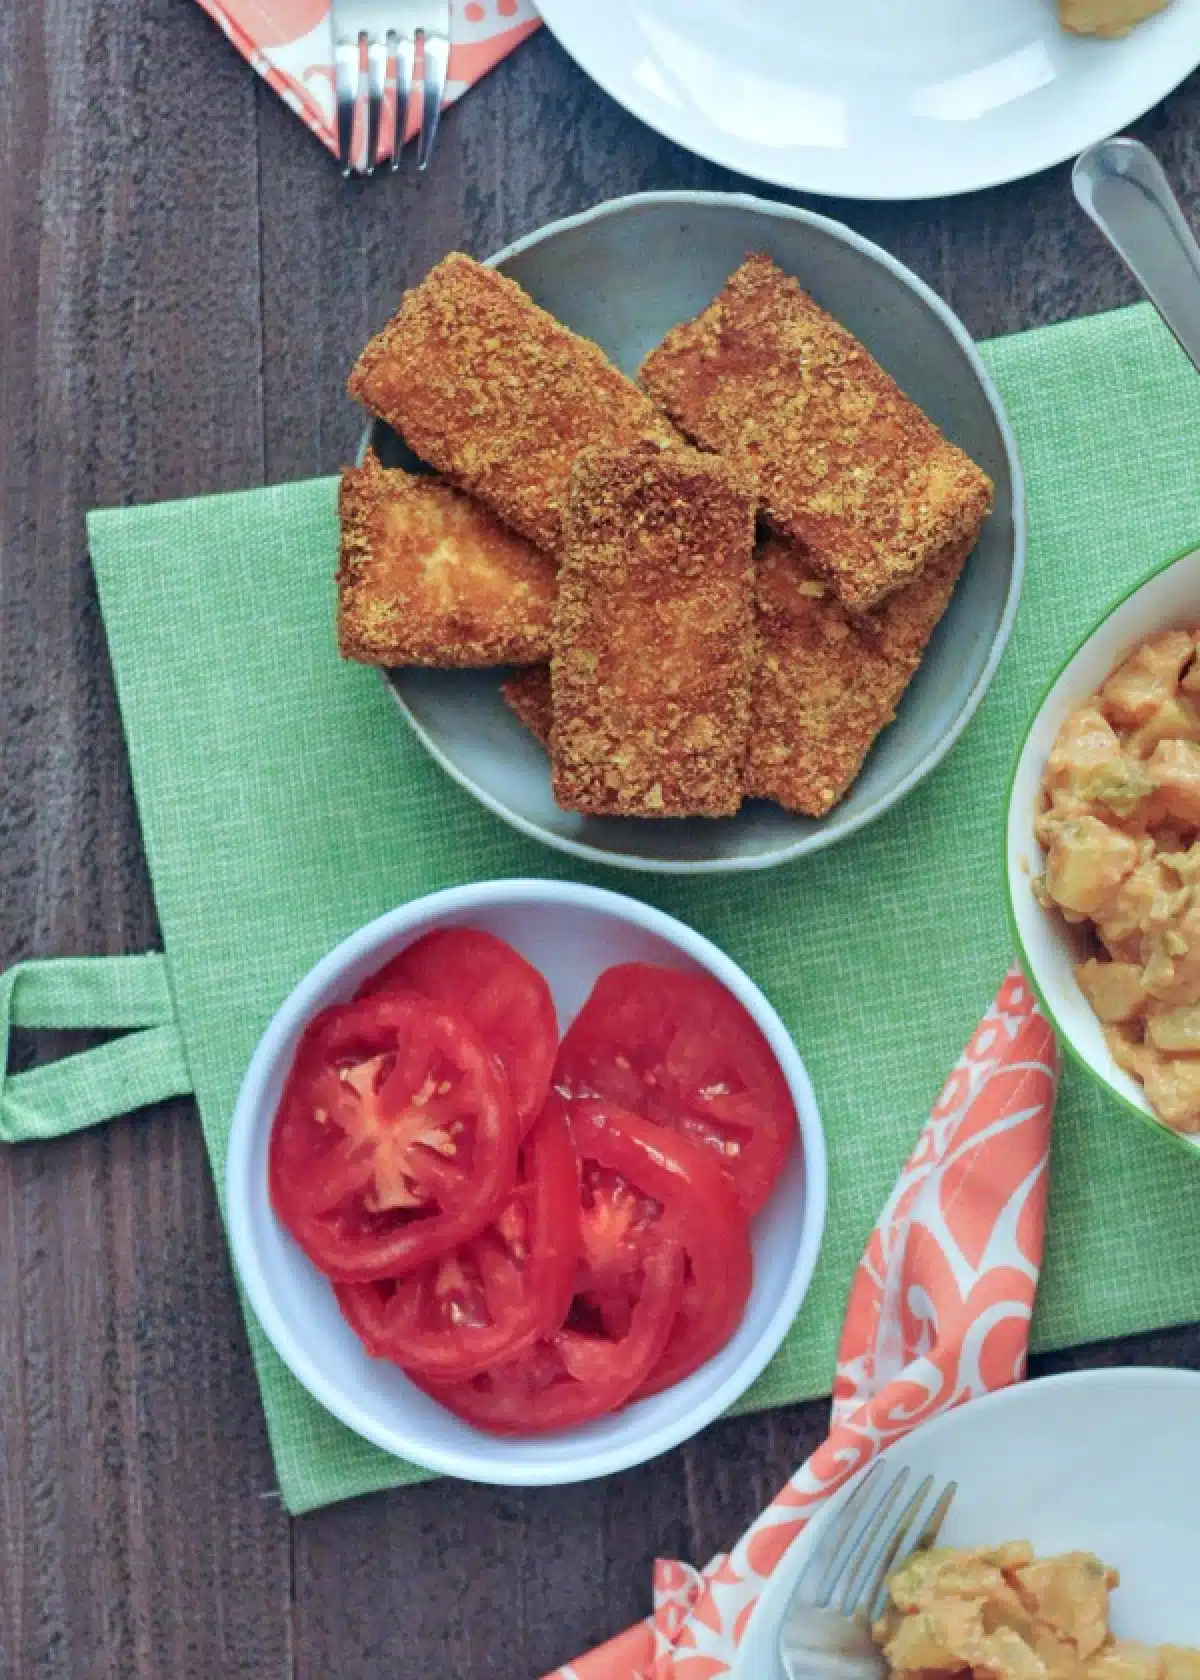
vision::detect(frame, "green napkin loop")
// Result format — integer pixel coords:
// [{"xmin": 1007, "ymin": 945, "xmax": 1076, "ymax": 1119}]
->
[{"xmin": 0, "ymin": 954, "xmax": 194, "ymax": 1143}]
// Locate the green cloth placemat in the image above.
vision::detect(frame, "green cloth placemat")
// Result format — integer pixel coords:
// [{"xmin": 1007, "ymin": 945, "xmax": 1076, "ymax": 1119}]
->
[{"xmin": 82, "ymin": 300, "xmax": 1200, "ymax": 1515}]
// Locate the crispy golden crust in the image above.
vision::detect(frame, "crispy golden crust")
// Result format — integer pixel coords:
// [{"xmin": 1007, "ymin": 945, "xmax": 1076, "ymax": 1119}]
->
[
  {"xmin": 502, "ymin": 665, "xmax": 553, "ymax": 748},
  {"xmin": 639, "ymin": 253, "xmax": 994, "ymax": 613},
  {"xmin": 337, "ymin": 452, "xmax": 556, "ymax": 667},
  {"xmin": 745, "ymin": 527, "xmax": 977, "ymax": 816},
  {"xmin": 347, "ymin": 253, "xmax": 678, "ymax": 557},
  {"xmin": 550, "ymin": 442, "xmax": 756, "ymax": 818}
]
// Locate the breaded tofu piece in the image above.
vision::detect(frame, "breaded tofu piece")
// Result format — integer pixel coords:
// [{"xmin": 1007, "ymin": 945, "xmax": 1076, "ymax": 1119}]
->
[
  {"xmin": 502, "ymin": 665, "xmax": 553, "ymax": 748},
  {"xmin": 639, "ymin": 254, "xmax": 993, "ymax": 613},
  {"xmin": 337, "ymin": 451, "xmax": 556, "ymax": 667},
  {"xmin": 745, "ymin": 527, "xmax": 977, "ymax": 816},
  {"xmin": 346, "ymin": 252, "xmax": 679, "ymax": 557},
  {"xmin": 551, "ymin": 442, "xmax": 756, "ymax": 818}
]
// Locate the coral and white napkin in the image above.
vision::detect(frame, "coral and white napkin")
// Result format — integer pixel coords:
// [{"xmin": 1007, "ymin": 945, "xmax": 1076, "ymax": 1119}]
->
[
  {"xmin": 193, "ymin": 0, "xmax": 540, "ymax": 155},
  {"xmin": 547, "ymin": 967, "xmax": 1059, "ymax": 1679}
]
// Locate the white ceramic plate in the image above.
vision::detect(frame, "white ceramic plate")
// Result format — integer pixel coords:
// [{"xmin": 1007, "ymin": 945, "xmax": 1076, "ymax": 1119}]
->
[
  {"xmin": 536, "ymin": 0, "xmax": 1200, "ymax": 202},
  {"xmin": 1006, "ymin": 544, "xmax": 1200, "ymax": 1157},
  {"xmin": 735, "ymin": 1366, "xmax": 1200, "ymax": 1678},
  {"xmin": 226, "ymin": 879, "xmax": 827, "ymax": 1485},
  {"xmin": 372, "ymin": 192, "xmax": 1024, "ymax": 875}
]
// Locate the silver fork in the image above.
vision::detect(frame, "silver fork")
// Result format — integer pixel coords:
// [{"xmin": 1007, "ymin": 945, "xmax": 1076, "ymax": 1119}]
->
[
  {"xmin": 333, "ymin": 0, "xmax": 451, "ymax": 177},
  {"xmin": 778, "ymin": 1464, "xmax": 956, "ymax": 1680}
]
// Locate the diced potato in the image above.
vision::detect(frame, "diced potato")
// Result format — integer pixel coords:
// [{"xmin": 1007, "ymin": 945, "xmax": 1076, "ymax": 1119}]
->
[
  {"xmin": 1014, "ymin": 1553, "xmax": 1112, "ymax": 1660},
  {"xmin": 1162, "ymin": 1650, "xmax": 1200, "ymax": 1680},
  {"xmin": 1106, "ymin": 1025, "xmax": 1156, "ymax": 1083},
  {"xmin": 1100, "ymin": 631, "xmax": 1193, "ymax": 726},
  {"xmin": 1147, "ymin": 1002, "xmax": 1200, "ymax": 1052},
  {"xmin": 1087, "ymin": 1645, "xmax": 1170, "ymax": 1680},
  {"xmin": 1075, "ymin": 959, "xmax": 1146, "ymax": 1023},
  {"xmin": 1045, "ymin": 706, "xmax": 1123, "ymax": 795},
  {"xmin": 1149, "ymin": 738, "xmax": 1200, "ymax": 826},
  {"xmin": 1044, "ymin": 816, "xmax": 1139, "ymax": 915},
  {"xmin": 1032, "ymin": 1623, "xmax": 1093, "ymax": 1680},
  {"xmin": 978, "ymin": 1627, "xmax": 1059, "ymax": 1680},
  {"xmin": 1140, "ymin": 902, "xmax": 1200, "ymax": 1004},
  {"xmin": 1060, "ymin": 0, "xmax": 1169, "ymax": 39},
  {"xmin": 1142, "ymin": 1053, "xmax": 1200, "ymax": 1132},
  {"xmin": 1126, "ymin": 695, "xmax": 1200, "ymax": 760},
  {"xmin": 881, "ymin": 1598, "xmax": 979, "ymax": 1672},
  {"xmin": 1158, "ymin": 842, "xmax": 1200, "ymax": 883},
  {"xmin": 1037, "ymin": 789, "xmax": 1092, "ymax": 850},
  {"xmin": 887, "ymin": 1545, "xmax": 1015, "ymax": 1610},
  {"xmin": 1094, "ymin": 859, "xmax": 1180, "ymax": 956},
  {"xmin": 1075, "ymin": 755, "xmax": 1158, "ymax": 819}
]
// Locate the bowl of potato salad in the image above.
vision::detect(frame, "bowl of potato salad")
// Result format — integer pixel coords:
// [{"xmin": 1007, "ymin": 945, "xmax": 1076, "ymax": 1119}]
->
[{"xmin": 1007, "ymin": 545, "xmax": 1200, "ymax": 1153}]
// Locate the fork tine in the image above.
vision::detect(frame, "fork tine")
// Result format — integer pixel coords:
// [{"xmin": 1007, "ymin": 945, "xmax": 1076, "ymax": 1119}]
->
[
  {"xmin": 787, "ymin": 1462, "xmax": 886, "ymax": 1609},
  {"xmin": 821, "ymin": 1470, "xmax": 910, "ymax": 1610},
  {"xmin": 335, "ymin": 32, "xmax": 364, "ymax": 176},
  {"xmin": 416, "ymin": 27, "xmax": 450, "ymax": 172},
  {"xmin": 910, "ymin": 1479, "xmax": 956, "ymax": 1555},
  {"xmin": 392, "ymin": 28, "xmax": 416, "ymax": 170},
  {"xmin": 839, "ymin": 1474, "xmax": 933, "ymax": 1615},
  {"xmin": 365, "ymin": 33, "xmax": 388, "ymax": 173},
  {"xmin": 859, "ymin": 1477, "xmax": 956, "ymax": 1624}
]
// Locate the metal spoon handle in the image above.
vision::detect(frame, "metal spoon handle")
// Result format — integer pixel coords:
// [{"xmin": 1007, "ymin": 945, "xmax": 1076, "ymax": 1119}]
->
[{"xmin": 1072, "ymin": 136, "xmax": 1200, "ymax": 378}]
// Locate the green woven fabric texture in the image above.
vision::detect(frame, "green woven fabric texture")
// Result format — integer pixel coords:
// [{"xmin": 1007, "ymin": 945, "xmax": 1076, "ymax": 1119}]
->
[
  {"xmin": 0, "ymin": 956, "xmax": 193, "ymax": 1142},
  {"xmin": 81, "ymin": 301, "xmax": 1200, "ymax": 1515}
]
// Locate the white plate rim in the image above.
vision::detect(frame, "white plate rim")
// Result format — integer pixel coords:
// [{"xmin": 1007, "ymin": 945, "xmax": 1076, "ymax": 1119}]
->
[
  {"xmin": 370, "ymin": 189, "xmax": 1026, "ymax": 877},
  {"xmin": 731, "ymin": 1364, "xmax": 1200, "ymax": 1678},
  {"xmin": 535, "ymin": 0, "xmax": 1200, "ymax": 202}
]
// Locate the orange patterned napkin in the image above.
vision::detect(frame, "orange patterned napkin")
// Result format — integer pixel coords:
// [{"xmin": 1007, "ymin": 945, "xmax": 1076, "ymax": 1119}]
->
[
  {"xmin": 193, "ymin": 1, "xmax": 540, "ymax": 155},
  {"xmin": 547, "ymin": 967, "xmax": 1059, "ymax": 1680}
]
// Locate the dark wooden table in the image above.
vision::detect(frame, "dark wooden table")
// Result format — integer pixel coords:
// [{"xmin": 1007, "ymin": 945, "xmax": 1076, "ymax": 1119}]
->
[{"xmin": 2, "ymin": 8, "xmax": 1198, "ymax": 1676}]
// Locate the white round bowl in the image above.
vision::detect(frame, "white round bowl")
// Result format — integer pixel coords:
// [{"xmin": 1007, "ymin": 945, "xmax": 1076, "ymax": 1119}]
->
[
  {"xmin": 1006, "ymin": 543, "xmax": 1200, "ymax": 1159},
  {"xmin": 368, "ymin": 190, "xmax": 1025, "ymax": 875},
  {"xmin": 225, "ymin": 879, "xmax": 827, "ymax": 1485}
]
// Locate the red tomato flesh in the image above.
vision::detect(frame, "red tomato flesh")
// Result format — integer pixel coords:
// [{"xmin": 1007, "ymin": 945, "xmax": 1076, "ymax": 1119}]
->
[
  {"xmin": 420, "ymin": 1236, "xmax": 685, "ymax": 1434},
  {"xmin": 567, "ymin": 1100, "xmax": 754, "ymax": 1398},
  {"xmin": 269, "ymin": 990, "xmax": 519, "ymax": 1283},
  {"xmin": 357, "ymin": 928, "xmax": 558, "ymax": 1136},
  {"xmin": 335, "ymin": 1095, "xmax": 580, "ymax": 1381},
  {"xmin": 554, "ymin": 963, "xmax": 795, "ymax": 1215}
]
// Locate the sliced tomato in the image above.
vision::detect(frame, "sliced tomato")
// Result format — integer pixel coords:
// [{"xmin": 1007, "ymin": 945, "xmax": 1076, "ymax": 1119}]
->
[
  {"xmin": 269, "ymin": 990, "xmax": 519, "ymax": 1282},
  {"xmin": 567, "ymin": 1100, "xmax": 754, "ymax": 1398},
  {"xmin": 357, "ymin": 928, "xmax": 557, "ymax": 1136},
  {"xmin": 554, "ymin": 963, "xmax": 795, "ymax": 1214},
  {"xmin": 420, "ymin": 1237, "xmax": 685, "ymax": 1434},
  {"xmin": 335, "ymin": 1095, "xmax": 581, "ymax": 1381}
]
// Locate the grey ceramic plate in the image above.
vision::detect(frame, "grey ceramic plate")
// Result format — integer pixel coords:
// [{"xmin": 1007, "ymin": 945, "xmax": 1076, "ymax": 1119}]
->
[{"xmin": 367, "ymin": 190, "xmax": 1025, "ymax": 875}]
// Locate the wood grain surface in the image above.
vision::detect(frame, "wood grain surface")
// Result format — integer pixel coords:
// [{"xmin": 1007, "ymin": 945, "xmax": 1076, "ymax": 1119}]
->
[{"xmin": 1, "ymin": 6, "xmax": 1198, "ymax": 1675}]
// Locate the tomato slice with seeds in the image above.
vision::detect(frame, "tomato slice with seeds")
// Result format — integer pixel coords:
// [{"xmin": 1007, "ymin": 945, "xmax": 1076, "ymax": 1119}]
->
[
  {"xmin": 419, "ymin": 1236, "xmax": 685, "ymax": 1435},
  {"xmin": 554, "ymin": 963, "xmax": 795, "ymax": 1215},
  {"xmin": 269, "ymin": 990, "xmax": 518, "ymax": 1283},
  {"xmin": 567, "ymin": 1100, "xmax": 754, "ymax": 1399},
  {"xmin": 335, "ymin": 1095, "xmax": 580, "ymax": 1381},
  {"xmin": 357, "ymin": 929, "xmax": 557, "ymax": 1136}
]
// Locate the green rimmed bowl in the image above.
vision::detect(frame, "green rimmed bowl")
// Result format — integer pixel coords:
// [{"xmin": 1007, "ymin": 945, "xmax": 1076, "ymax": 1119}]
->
[{"xmin": 1006, "ymin": 542, "xmax": 1200, "ymax": 1158}]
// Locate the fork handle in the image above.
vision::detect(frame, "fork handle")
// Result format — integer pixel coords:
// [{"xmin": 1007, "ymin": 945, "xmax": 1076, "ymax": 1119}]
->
[{"xmin": 1073, "ymin": 137, "xmax": 1200, "ymax": 379}]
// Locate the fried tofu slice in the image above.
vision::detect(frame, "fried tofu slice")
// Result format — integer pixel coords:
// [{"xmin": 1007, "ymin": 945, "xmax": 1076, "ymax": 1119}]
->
[
  {"xmin": 639, "ymin": 254, "xmax": 993, "ymax": 613},
  {"xmin": 551, "ymin": 442, "xmax": 756, "ymax": 818},
  {"xmin": 502, "ymin": 665, "xmax": 553, "ymax": 748},
  {"xmin": 745, "ymin": 527, "xmax": 977, "ymax": 816},
  {"xmin": 347, "ymin": 253, "xmax": 679, "ymax": 557},
  {"xmin": 337, "ymin": 451, "xmax": 556, "ymax": 667}
]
